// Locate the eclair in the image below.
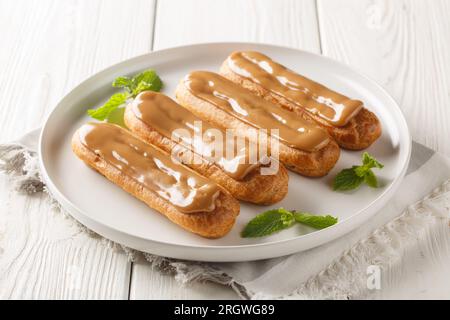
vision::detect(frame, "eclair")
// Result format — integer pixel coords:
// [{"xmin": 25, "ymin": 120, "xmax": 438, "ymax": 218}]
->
[
  {"xmin": 71, "ymin": 122, "xmax": 239, "ymax": 238},
  {"xmin": 220, "ymin": 51, "xmax": 382, "ymax": 150},
  {"xmin": 124, "ymin": 91, "xmax": 288, "ymax": 205},
  {"xmin": 175, "ymin": 71, "xmax": 340, "ymax": 177}
]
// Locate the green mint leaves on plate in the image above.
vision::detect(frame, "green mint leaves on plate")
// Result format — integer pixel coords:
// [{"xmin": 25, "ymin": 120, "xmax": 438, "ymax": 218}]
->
[
  {"xmin": 241, "ymin": 208, "xmax": 338, "ymax": 238},
  {"xmin": 87, "ymin": 69, "xmax": 163, "ymax": 125},
  {"xmin": 112, "ymin": 69, "xmax": 163, "ymax": 96},
  {"xmin": 87, "ymin": 92, "xmax": 128, "ymax": 121},
  {"xmin": 333, "ymin": 152, "xmax": 384, "ymax": 191},
  {"xmin": 293, "ymin": 212, "xmax": 338, "ymax": 230}
]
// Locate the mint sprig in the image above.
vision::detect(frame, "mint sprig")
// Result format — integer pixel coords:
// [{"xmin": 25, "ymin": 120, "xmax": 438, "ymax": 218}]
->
[
  {"xmin": 333, "ymin": 152, "xmax": 384, "ymax": 191},
  {"xmin": 241, "ymin": 208, "xmax": 338, "ymax": 238},
  {"xmin": 87, "ymin": 69, "xmax": 163, "ymax": 125},
  {"xmin": 130, "ymin": 70, "xmax": 163, "ymax": 95},
  {"xmin": 241, "ymin": 208, "xmax": 295, "ymax": 238},
  {"xmin": 293, "ymin": 212, "xmax": 338, "ymax": 229},
  {"xmin": 87, "ymin": 92, "xmax": 128, "ymax": 121},
  {"xmin": 112, "ymin": 76, "xmax": 133, "ymax": 89},
  {"xmin": 112, "ymin": 70, "xmax": 163, "ymax": 96}
]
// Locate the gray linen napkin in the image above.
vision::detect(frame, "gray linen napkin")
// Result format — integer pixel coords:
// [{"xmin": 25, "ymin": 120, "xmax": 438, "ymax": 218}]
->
[{"xmin": 1, "ymin": 130, "xmax": 449, "ymax": 299}]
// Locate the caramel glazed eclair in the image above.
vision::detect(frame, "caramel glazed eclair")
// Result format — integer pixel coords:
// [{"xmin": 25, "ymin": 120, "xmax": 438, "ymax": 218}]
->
[
  {"xmin": 175, "ymin": 71, "xmax": 340, "ymax": 177},
  {"xmin": 72, "ymin": 122, "xmax": 239, "ymax": 238},
  {"xmin": 124, "ymin": 91, "xmax": 288, "ymax": 205},
  {"xmin": 220, "ymin": 51, "xmax": 382, "ymax": 150}
]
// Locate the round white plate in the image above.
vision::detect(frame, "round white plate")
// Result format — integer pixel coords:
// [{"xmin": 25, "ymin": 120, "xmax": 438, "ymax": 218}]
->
[{"xmin": 39, "ymin": 42, "xmax": 411, "ymax": 262}]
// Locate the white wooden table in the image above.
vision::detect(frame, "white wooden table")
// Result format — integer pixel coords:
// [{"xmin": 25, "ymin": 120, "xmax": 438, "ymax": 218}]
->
[{"xmin": 1, "ymin": 0, "xmax": 449, "ymax": 299}]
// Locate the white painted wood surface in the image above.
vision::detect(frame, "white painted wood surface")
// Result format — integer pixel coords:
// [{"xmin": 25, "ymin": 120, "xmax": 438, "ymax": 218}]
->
[
  {"xmin": 318, "ymin": 0, "xmax": 450, "ymax": 156},
  {"xmin": 0, "ymin": 0, "xmax": 155, "ymax": 299},
  {"xmin": 154, "ymin": 0, "xmax": 320, "ymax": 52},
  {"xmin": 318, "ymin": 0, "xmax": 450, "ymax": 299},
  {"xmin": 1, "ymin": 0, "xmax": 449, "ymax": 299}
]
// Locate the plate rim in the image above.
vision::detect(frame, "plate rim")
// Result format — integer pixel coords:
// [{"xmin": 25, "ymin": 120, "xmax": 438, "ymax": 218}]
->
[{"xmin": 38, "ymin": 41, "xmax": 411, "ymax": 260}]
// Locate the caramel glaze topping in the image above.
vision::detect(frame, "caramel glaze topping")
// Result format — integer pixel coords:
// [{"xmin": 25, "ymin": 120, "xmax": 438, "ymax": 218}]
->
[
  {"xmin": 79, "ymin": 122, "xmax": 220, "ymax": 213},
  {"xmin": 227, "ymin": 51, "xmax": 363, "ymax": 127},
  {"xmin": 184, "ymin": 71, "xmax": 330, "ymax": 152},
  {"xmin": 131, "ymin": 91, "xmax": 261, "ymax": 180}
]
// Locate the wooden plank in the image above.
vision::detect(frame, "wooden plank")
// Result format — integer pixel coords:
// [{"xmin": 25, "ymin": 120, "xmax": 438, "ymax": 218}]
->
[
  {"xmin": 153, "ymin": 0, "xmax": 321, "ymax": 52},
  {"xmin": 317, "ymin": 0, "xmax": 450, "ymax": 299},
  {"xmin": 0, "ymin": 0, "xmax": 155, "ymax": 299},
  {"xmin": 317, "ymin": 0, "xmax": 450, "ymax": 155},
  {"xmin": 129, "ymin": 258, "xmax": 238, "ymax": 299},
  {"xmin": 0, "ymin": 0, "xmax": 155, "ymax": 140},
  {"xmin": 129, "ymin": 0, "xmax": 321, "ymax": 299}
]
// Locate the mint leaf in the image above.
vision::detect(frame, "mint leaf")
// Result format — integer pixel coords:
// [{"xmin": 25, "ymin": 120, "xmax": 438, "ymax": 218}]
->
[
  {"xmin": 333, "ymin": 153, "xmax": 383, "ymax": 192},
  {"xmin": 87, "ymin": 69, "xmax": 163, "ymax": 123},
  {"xmin": 241, "ymin": 208, "xmax": 295, "ymax": 238},
  {"xmin": 133, "ymin": 79, "xmax": 162, "ymax": 95},
  {"xmin": 131, "ymin": 69, "xmax": 163, "ymax": 96},
  {"xmin": 364, "ymin": 169, "xmax": 378, "ymax": 188},
  {"xmin": 132, "ymin": 69, "xmax": 157, "ymax": 85},
  {"xmin": 293, "ymin": 212, "xmax": 338, "ymax": 229},
  {"xmin": 106, "ymin": 106, "xmax": 126, "ymax": 128},
  {"xmin": 112, "ymin": 76, "xmax": 133, "ymax": 90},
  {"xmin": 242, "ymin": 208, "xmax": 338, "ymax": 238},
  {"xmin": 112, "ymin": 70, "xmax": 163, "ymax": 95},
  {"xmin": 362, "ymin": 152, "xmax": 384, "ymax": 169},
  {"xmin": 354, "ymin": 165, "xmax": 369, "ymax": 177},
  {"xmin": 333, "ymin": 168, "xmax": 364, "ymax": 191},
  {"xmin": 87, "ymin": 92, "xmax": 129, "ymax": 121}
]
